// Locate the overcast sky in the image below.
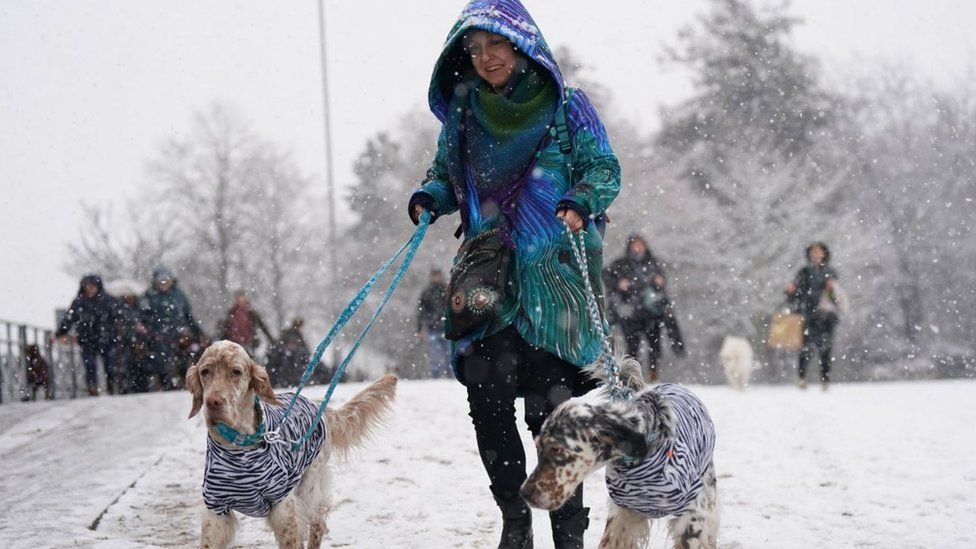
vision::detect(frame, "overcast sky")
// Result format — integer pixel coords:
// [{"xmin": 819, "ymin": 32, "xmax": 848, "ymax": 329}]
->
[{"xmin": 2, "ymin": 0, "xmax": 974, "ymax": 327}]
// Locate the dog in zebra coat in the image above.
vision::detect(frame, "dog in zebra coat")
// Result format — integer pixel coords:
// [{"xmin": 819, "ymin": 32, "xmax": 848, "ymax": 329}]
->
[
  {"xmin": 521, "ymin": 358, "xmax": 718, "ymax": 548},
  {"xmin": 186, "ymin": 341, "xmax": 397, "ymax": 549}
]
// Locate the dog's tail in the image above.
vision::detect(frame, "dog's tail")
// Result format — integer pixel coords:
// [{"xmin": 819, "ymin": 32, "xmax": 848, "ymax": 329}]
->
[
  {"xmin": 583, "ymin": 355, "xmax": 646, "ymax": 393},
  {"xmin": 324, "ymin": 374, "xmax": 397, "ymax": 459}
]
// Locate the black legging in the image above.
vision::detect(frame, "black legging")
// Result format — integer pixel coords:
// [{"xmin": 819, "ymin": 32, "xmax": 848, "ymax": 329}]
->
[
  {"xmin": 798, "ymin": 346, "xmax": 831, "ymax": 382},
  {"xmin": 458, "ymin": 326, "xmax": 594, "ymax": 504},
  {"xmin": 798, "ymin": 314, "xmax": 836, "ymax": 382},
  {"xmin": 620, "ymin": 318, "xmax": 663, "ymax": 371}
]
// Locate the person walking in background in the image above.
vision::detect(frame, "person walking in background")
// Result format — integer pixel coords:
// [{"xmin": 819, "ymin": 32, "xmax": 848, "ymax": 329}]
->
[
  {"xmin": 267, "ymin": 318, "xmax": 313, "ymax": 387},
  {"xmin": 114, "ymin": 291, "xmax": 149, "ymax": 393},
  {"xmin": 417, "ymin": 269, "xmax": 451, "ymax": 379},
  {"xmin": 604, "ymin": 234, "xmax": 685, "ymax": 382},
  {"xmin": 141, "ymin": 267, "xmax": 204, "ymax": 390},
  {"xmin": 787, "ymin": 242, "xmax": 843, "ymax": 390},
  {"xmin": 408, "ymin": 2, "xmax": 620, "ymax": 546},
  {"xmin": 54, "ymin": 274, "xmax": 119, "ymax": 396},
  {"xmin": 23, "ymin": 344, "xmax": 52, "ymax": 400},
  {"xmin": 220, "ymin": 290, "xmax": 274, "ymax": 356}
]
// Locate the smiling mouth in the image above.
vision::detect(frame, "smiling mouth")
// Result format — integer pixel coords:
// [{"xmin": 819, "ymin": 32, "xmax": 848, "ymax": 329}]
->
[{"xmin": 485, "ymin": 64, "xmax": 504, "ymax": 73}]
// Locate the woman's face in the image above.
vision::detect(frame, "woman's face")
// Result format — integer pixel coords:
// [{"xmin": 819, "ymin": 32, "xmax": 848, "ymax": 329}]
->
[
  {"xmin": 809, "ymin": 245, "xmax": 826, "ymax": 264},
  {"xmin": 464, "ymin": 31, "xmax": 518, "ymax": 91},
  {"xmin": 629, "ymin": 239, "xmax": 647, "ymax": 257}
]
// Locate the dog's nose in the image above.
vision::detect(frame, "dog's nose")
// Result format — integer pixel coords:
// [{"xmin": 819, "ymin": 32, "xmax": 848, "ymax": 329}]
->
[{"xmin": 206, "ymin": 396, "xmax": 225, "ymax": 409}]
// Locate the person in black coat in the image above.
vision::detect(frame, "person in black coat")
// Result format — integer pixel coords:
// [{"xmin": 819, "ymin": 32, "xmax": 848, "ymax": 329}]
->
[
  {"xmin": 267, "ymin": 318, "xmax": 314, "ymax": 387},
  {"xmin": 603, "ymin": 234, "xmax": 685, "ymax": 382},
  {"xmin": 54, "ymin": 274, "xmax": 119, "ymax": 396},
  {"xmin": 114, "ymin": 293, "xmax": 150, "ymax": 393},
  {"xmin": 786, "ymin": 242, "xmax": 839, "ymax": 388}
]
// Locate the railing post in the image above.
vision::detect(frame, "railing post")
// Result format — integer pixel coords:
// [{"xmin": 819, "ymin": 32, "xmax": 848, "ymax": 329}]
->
[
  {"xmin": 43, "ymin": 329, "xmax": 55, "ymax": 399},
  {"xmin": 3, "ymin": 322, "xmax": 13, "ymax": 404}
]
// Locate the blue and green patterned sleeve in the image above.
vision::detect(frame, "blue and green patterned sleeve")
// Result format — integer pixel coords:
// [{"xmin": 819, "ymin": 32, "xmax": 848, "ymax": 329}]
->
[
  {"xmin": 409, "ymin": 126, "xmax": 459, "ymax": 224},
  {"xmin": 556, "ymin": 89, "xmax": 621, "ymax": 219}
]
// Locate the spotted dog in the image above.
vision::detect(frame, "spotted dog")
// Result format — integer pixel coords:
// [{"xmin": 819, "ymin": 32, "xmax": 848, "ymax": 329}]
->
[{"xmin": 521, "ymin": 358, "xmax": 718, "ymax": 549}]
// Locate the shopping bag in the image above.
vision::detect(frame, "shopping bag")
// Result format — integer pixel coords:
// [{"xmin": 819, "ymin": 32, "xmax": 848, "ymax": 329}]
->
[{"xmin": 768, "ymin": 310, "xmax": 804, "ymax": 351}]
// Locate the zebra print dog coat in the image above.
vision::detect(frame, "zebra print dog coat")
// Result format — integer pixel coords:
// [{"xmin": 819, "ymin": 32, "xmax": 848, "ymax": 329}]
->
[
  {"xmin": 605, "ymin": 383, "xmax": 716, "ymax": 518},
  {"xmin": 202, "ymin": 393, "xmax": 329, "ymax": 518}
]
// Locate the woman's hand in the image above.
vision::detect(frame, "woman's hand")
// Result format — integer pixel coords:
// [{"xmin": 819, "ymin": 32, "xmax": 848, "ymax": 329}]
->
[
  {"xmin": 411, "ymin": 204, "xmax": 427, "ymax": 225},
  {"xmin": 556, "ymin": 208, "xmax": 584, "ymax": 233}
]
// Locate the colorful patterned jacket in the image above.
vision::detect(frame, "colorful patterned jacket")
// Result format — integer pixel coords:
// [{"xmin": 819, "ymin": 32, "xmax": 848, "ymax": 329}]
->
[{"xmin": 410, "ymin": 0, "xmax": 621, "ymax": 370}]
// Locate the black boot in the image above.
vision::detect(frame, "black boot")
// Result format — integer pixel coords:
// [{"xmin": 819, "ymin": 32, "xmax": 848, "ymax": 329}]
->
[
  {"xmin": 550, "ymin": 486, "xmax": 589, "ymax": 549},
  {"xmin": 491, "ymin": 486, "xmax": 533, "ymax": 549}
]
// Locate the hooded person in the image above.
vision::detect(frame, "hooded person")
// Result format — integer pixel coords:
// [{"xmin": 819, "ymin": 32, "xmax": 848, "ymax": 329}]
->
[
  {"xmin": 407, "ymin": 1, "xmax": 621, "ymax": 547},
  {"xmin": 55, "ymin": 274, "xmax": 120, "ymax": 395},
  {"xmin": 141, "ymin": 267, "xmax": 204, "ymax": 390},
  {"xmin": 604, "ymin": 234, "xmax": 685, "ymax": 382}
]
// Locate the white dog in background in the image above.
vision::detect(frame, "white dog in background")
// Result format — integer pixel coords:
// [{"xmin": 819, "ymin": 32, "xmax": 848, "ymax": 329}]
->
[{"xmin": 719, "ymin": 336, "xmax": 756, "ymax": 391}]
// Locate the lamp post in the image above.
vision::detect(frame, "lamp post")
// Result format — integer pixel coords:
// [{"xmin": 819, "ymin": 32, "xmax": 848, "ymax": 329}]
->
[{"xmin": 316, "ymin": 0, "xmax": 341, "ymax": 369}]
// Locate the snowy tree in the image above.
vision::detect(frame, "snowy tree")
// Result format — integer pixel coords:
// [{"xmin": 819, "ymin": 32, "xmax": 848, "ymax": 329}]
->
[
  {"xmin": 70, "ymin": 104, "xmax": 324, "ymax": 337},
  {"xmin": 845, "ymin": 68, "xmax": 976, "ymax": 358},
  {"xmin": 67, "ymin": 203, "xmax": 180, "ymax": 283},
  {"xmin": 147, "ymin": 104, "xmax": 256, "ymax": 320},
  {"xmin": 641, "ymin": 0, "xmax": 849, "ymax": 377}
]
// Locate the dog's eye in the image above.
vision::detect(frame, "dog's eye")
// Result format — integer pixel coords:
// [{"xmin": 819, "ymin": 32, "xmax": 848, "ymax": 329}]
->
[
  {"xmin": 200, "ymin": 369, "xmax": 210, "ymax": 376},
  {"xmin": 549, "ymin": 447, "xmax": 564, "ymax": 456},
  {"xmin": 231, "ymin": 369, "xmax": 243, "ymax": 376}
]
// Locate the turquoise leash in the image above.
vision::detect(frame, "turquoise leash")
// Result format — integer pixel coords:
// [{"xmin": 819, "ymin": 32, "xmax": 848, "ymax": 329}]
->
[{"xmin": 258, "ymin": 211, "xmax": 431, "ymax": 450}]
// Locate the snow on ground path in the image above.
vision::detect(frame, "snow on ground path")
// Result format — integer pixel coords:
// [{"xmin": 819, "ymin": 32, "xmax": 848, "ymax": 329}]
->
[
  {"xmin": 0, "ymin": 391, "xmax": 197, "ymax": 548},
  {"xmin": 0, "ymin": 379, "xmax": 974, "ymax": 548}
]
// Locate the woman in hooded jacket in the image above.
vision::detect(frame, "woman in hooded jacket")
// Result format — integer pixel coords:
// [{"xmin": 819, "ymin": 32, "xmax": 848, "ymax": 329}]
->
[{"xmin": 408, "ymin": 1, "xmax": 620, "ymax": 547}]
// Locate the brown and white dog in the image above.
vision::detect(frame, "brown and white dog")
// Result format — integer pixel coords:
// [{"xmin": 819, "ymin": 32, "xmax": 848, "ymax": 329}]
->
[{"xmin": 186, "ymin": 341, "xmax": 397, "ymax": 549}]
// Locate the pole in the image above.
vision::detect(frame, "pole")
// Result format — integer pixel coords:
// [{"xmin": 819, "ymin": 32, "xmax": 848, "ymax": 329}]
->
[{"xmin": 317, "ymin": 0, "xmax": 342, "ymax": 371}]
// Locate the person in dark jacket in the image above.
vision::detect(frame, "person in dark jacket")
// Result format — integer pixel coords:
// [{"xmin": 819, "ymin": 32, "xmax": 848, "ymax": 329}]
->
[
  {"xmin": 114, "ymin": 292, "xmax": 150, "ymax": 393},
  {"xmin": 267, "ymin": 318, "xmax": 313, "ymax": 387},
  {"xmin": 54, "ymin": 274, "xmax": 119, "ymax": 396},
  {"xmin": 417, "ymin": 269, "xmax": 451, "ymax": 378},
  {"xmin": 604, "ymin": 234, "xmax": 685, "ymax": 382},
  {"xmin": 141, "ymin": 267, "xmax": 203, "ymax": 390},
  {"xmin": 787, "ymin": 242, "xmax": 839, "ymax": 389},
  {"xmin": 220, "ymin": 290, "xmax": 274, "ymax": 356},
  {"xmin": 23, "ymin": 344, "xmax": 52, "ymax": 401}
]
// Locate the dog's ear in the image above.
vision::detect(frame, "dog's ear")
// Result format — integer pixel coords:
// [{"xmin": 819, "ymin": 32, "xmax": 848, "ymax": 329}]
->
[
  {"xmin": 186, "ymin": 362, "xmax": 203, "ymax": 419},
  {"xmin": 249, "ymin": 359, "xmax": 280, "ymax": 406},
  {"xmin": 596, "ymin": 411, "xmax": 649, "ymax": 461}
]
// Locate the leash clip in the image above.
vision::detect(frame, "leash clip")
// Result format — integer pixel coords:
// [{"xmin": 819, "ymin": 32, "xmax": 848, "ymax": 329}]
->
[{"xmin": 262, "ymin": 429, "xmax": 292, "ymax": 447}]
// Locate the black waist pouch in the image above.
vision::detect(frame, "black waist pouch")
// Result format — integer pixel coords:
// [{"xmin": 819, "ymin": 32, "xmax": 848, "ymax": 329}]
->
[{"xmin": 445, "ymin": 229, "xmax": 513, "ymax": 341}]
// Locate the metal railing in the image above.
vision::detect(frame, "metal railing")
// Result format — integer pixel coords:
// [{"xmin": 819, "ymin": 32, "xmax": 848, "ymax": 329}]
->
[{"xmin": 0, "ymin": 318, "xmax": 97, "ymax": 403}]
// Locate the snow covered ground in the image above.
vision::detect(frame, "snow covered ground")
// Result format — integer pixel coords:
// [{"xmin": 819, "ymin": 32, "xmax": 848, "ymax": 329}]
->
[{"xmin": 1, "ymin": 378, "xmax": 974, "ymax": 548}]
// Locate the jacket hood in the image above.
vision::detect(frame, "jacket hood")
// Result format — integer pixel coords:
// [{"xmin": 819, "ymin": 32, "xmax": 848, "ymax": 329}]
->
[
  {"xmin": 428, "ymin": 0, "xmax": 565, "ymax": 123},
  {"xmin": 78, "ymin": 274, "xmax": 104, "ymax": 295},
  {"xmin": 152, "ymin": 266, "xmax": 176, "ymax": 285},
  {"xmin": 624, "ymin": 233, "xmax": 655, "ymax": 262}
]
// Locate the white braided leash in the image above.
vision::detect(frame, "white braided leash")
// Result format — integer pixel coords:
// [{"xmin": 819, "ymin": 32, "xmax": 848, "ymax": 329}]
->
[{"xmin": 562, "ymin": 221, "xmax": 633, "ymax": 401}]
